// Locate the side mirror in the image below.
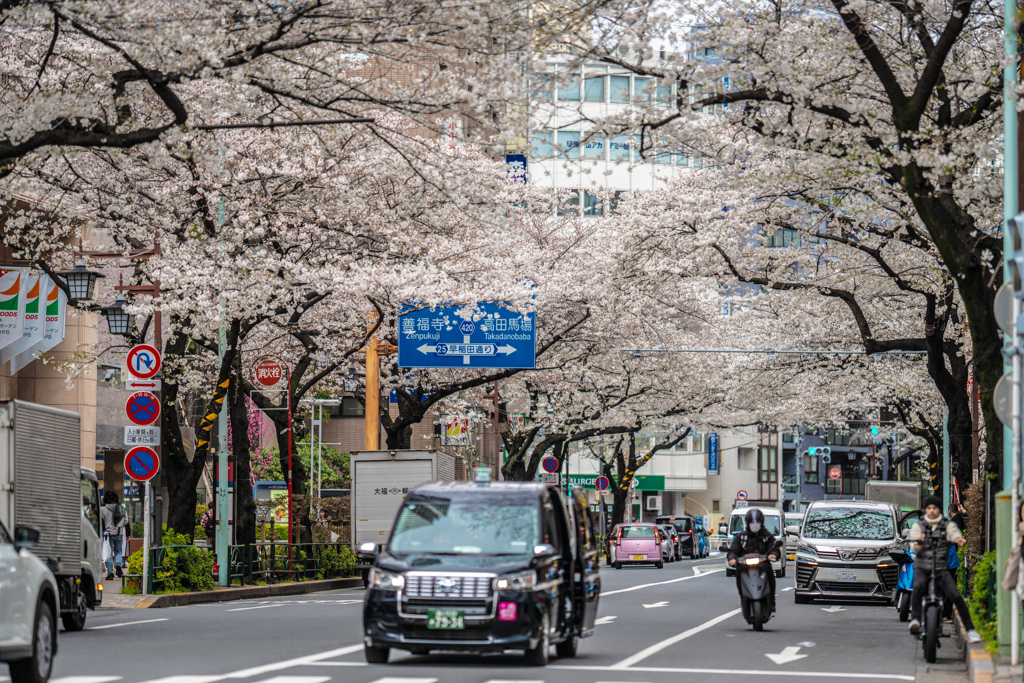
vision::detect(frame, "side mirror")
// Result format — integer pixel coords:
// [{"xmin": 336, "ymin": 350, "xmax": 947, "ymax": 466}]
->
[
  {"xmin": 13, "ymin": 525, "xmax": 40, "ymax": 551},
  {"xmin": 357, "ymin": 541, "xmax": 379, "ymax": 554},
  {"xmin": 784, "ymin": 525, "xmax": 800, "ymax": 536},
  {"xmin": 533, "ymin": 543, "xmax": 557, "ymax": 560}
]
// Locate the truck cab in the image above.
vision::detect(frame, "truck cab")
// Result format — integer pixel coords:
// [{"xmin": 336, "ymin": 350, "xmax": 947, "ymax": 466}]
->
[
  {"xmin": 361, "ymin": 480, "xmax": 601, "ymax": 666},
  {"xmin": 66, "ymin": 469, "xmax": 103, "ymax": 630}
]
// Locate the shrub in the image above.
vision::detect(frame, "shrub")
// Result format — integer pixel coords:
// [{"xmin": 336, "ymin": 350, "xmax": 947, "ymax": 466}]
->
[
  {"xmin": 130, "ymin": 523, "xmax": 144, "ymax": 539},
  {"xmin": 195, "ymin": 504, "xmax": 208, "ymax": 527},
  {"xmin": 968, "ymin": 550, "xmax": 998, "ymax": 654},
  {"xmin": 151, "ymin": 526, "xmax": 215, "ymax": 593},
  {"xmin": 315, "ymin": 544, "xmax": 358, "ymax": 579}
]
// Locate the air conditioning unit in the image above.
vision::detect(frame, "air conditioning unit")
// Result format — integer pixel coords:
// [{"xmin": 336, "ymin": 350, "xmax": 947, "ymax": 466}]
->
[
  {"xmin": 646, "ymin": 496, "xmax": 662, "ymax": 511},
  {"xmin": 616, "ymin": 44, "xmax": 631, "ymax": 57}
]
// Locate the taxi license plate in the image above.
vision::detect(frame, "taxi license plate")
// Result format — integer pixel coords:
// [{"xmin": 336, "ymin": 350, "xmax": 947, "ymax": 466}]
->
[
  {"xmin": 631, "ymin": 554, "xmax": 645, "ymax": 561},
  {"xmin": 837, "ymin": 571, "xmax": 857, "ymax": 583},
  {"xmin": 427, "ymin": 609, "xmax": 465, "ymax": 630}
]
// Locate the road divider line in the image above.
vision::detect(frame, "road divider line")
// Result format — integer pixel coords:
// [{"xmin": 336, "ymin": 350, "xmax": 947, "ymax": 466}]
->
[
  {"xmin": 88, "ymin": 618, "xmax": 168, "ymax": 630},
  {"xmin": 226, "ymin": 604, "xmax": 284, "ymax": 612},
  {"xmin": 222, "ymin": 645, "xmax": 364, "ymax": 679},
  {"xmin": 601, "ymin": 567, "xmax": 725, "ymax": 596},
  {"xmin": 550, "ymin": 664, "xmax": 914, "ymax": 680},
  {"xmin": 608, "ymin": 608, "xmax": 741, "ymax": 669}
]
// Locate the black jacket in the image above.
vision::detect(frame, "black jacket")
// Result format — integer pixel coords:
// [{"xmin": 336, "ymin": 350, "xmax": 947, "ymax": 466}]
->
[{"xmin": 727, "ymin": 527, "xmax": 782, "ymax": 562}]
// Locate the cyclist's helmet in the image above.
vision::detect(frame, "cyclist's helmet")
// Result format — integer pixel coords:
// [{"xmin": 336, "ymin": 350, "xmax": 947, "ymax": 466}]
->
[{"xmin": 745, "ymin": 509, "xmax": 765, "ymax": 528}]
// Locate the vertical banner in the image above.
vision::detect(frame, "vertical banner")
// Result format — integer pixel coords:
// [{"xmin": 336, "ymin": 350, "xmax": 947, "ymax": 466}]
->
[
  {"xmin": 1, "ymin": 274, "xmax": 44, "ymax": 368},
  {"xmin": 11, "ymin": 278, "xmax": 66, "ymax": 373},
  {"xmin": 709, "ymin": 432, "xmax": 719, "ymax": 474},
  {"xmin": 0, "ymin": 271, "xmax": 26, "ymax": 357}
]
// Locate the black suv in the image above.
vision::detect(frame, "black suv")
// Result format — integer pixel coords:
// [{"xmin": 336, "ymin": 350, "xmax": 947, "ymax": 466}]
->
[
  {"xmin": 360, "ymin": 481, "xmax": 601, "ymax": 665},
  {"xmin": 656, "ymin": 515, "xmax": 706, "ymax": 558}
]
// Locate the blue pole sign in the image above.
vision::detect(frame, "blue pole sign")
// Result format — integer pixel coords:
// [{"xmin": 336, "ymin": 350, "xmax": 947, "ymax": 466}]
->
[
  {"xmin": 708, "ymin": 432, "xmax": 719, "ymax": 475},
  {"xmin": 397, "ymin": 303, "xmax": 537, "ymax": 369}
]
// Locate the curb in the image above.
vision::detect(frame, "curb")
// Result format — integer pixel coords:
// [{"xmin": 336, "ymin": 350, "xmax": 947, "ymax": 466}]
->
[
  {"xmin": 138, "ymin": 577, "xmax": 364, "ymax": 608},
  {"xmin": 955, "ymin": 610, "xmax": 995, "ymax": 683}
]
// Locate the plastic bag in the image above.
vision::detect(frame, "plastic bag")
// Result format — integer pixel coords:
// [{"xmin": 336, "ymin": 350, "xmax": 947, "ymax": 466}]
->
[{"xmin": 102, "ymin": 537, "xmax": 111, "ymax": 563}]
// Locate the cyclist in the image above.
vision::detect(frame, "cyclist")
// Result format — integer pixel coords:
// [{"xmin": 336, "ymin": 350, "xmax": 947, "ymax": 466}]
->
[{"xmin": 908, "ymin": 495, "xmax": 981, "ymax": 643}]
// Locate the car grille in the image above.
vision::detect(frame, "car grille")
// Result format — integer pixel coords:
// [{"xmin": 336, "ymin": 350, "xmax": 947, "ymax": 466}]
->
[
  {"xmin": 401, "ymin": 625, "xmax": 493, "ymax": 641},
  {"xmin": 815, "ymin": 548, "xmax": 881, "ymax": 561},
  {"xmin": 877, "ymin": 566, "xmax": 899, "ymax": 591},
  {"xmin": 816, "ymin": 581, "xmax": 878, "ymax": 594},
  {"xmin": 404, "ymin": 574, "xmax": 492, "ymax": 600},
  {"xmin": 796, "ymin": 563, "xmax": 816, "ymax": 588}
]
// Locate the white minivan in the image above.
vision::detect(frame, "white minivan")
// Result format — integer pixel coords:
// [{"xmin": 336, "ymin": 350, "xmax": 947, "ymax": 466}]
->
[{"xmin": 725, "ymin": 507, "xmax": 786, "ymax": 578}]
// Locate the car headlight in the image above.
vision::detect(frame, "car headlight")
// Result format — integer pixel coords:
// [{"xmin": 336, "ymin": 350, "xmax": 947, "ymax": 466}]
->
[
  {"xmin": 798, "ymin": 545, "xmax": 818, "ymax": 556},
  {"xmin": 368, "ymin": 567, "xmax": 404, "ymax": 591},
  {"xmin": 494, "ymin": 571, "xmax": 536, "ymax": 591}
]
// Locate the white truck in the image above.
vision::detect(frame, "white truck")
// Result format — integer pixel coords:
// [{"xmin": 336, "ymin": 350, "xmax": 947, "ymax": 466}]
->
[
  {"xmin": 350, "ymin": 449, "xmax": 458, "ymax": 549},
  {"xmin": 0, "ymin": 401, "xmax": 104, "ymax": 634}
]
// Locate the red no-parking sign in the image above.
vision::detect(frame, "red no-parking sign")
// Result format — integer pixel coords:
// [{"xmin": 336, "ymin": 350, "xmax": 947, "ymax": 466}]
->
[
  {"xmin": 125, "ymin": 391, "xmax": 160, "ymax": 426},
  {"xmin": 125, "ymin": 446, "xmax": 160, "ymax": 482}
]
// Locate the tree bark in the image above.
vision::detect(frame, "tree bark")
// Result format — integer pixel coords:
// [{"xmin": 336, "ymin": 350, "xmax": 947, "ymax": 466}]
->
[{"xmin": 230, "ymin": 355, "xmax": 256, "ymax": 547}]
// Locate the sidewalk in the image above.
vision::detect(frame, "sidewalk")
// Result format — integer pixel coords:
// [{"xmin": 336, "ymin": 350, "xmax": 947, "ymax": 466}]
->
[{"xmin": 97, "ymin": 576, "xmax": 363, "ymax": 609}]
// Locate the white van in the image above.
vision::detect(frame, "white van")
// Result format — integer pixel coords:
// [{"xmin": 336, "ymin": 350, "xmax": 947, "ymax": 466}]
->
[{"xmin": 725, "ymin": 507, "xmax": 786, "ymax": 578}]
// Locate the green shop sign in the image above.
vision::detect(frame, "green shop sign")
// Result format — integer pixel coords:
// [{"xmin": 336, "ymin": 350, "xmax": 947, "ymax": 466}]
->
[{"xmin": 568, "ymin": 474, "xmax": 665, "ymax": 491}]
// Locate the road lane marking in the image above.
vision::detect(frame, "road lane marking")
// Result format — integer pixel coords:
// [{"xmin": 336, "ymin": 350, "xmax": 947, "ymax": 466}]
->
[
  {"xmin": 481, "ymin": 680, "xmax": 545, "ymax": 683},
  {"xmin": 254, "ymin": 678, "xmax": 330, "ymax": 683},
  {"xmin": 601, "ymin": 567, "xmax": 725, "ymax": 596},
  {"xmin": 608, "ymin": 609, "xmax": 741, "ymax": 669},
  {"xmin": 226, "ymin": 605, "xmax": 284, "ymax": 612},
  {"xmin": 550, "ymin": 665, "xmax": 915, "ymax": 680},
  {"xmin": 135, "ymin": 677, "xmax": 219, "ymax": 683},
  {"xmin": 642, "ymin": 601, "xmax": 669, "ymax": 609},
  {"xmin": 52, "ymin": 677, "xmax": 122, "ymax": 683},
  {"xmin": 87, "ymin": 619, "xmax": 168, "ymax": 630},
  {"xmin": 221, "ymin": 646, "xmax": 364, "ymax": 679},
  {"xmin": 765, "ymin": 646, "xmax": 808, "ymax": 665},
  {"xmin": 366, "ymin": 679, "xmax": 438, "ymax": 683},
  {"xmin": 821, "ymin": 605, "xmax": 847, "ymax": 613},
  {"xmin": 594, "ymin": 616, "xmax": 617, "ymax": 625}
]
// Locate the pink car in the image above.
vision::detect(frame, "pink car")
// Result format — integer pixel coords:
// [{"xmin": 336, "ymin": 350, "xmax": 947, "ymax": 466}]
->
[{"xmin": 610, "ymin": 523, "xmax": 665, "ymax": 569}]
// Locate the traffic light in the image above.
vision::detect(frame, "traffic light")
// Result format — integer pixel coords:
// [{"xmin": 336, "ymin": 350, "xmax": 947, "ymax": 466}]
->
[
  {"xmin": 870, "ymin": 425, "xmax": 880, "ymax": 436},
  {"xmin": 807, "ymin": 447, "xmax": 817, "ymax": 455}
]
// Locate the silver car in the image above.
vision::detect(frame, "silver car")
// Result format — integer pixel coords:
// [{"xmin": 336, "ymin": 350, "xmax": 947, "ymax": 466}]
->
[{"xmin": 788, "ymin": 500, "xmax": 901, "ymax": 604}]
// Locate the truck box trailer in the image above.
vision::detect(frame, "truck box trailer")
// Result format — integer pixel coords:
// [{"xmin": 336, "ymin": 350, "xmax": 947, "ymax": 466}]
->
[
  {"xmin": 350, "ymin": 449, "xmax": 457, "ymax": 549},
  {"xmin": 0, "ymin": 400, "xmax": 103, "ymax": 630}
]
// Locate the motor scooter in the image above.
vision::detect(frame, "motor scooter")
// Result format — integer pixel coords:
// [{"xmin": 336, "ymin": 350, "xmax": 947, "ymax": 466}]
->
[
  {"xmin": 734, "ymin": 553, "xmax": 773, "ymax": 631},
  {"xmin": 890, "ymin": 545, "xmax": 914, "ymax": 622}
]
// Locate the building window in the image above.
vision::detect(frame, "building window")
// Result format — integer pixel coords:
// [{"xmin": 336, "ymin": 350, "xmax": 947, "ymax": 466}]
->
[
  {"xmin": 557, "ymin": 78, "xmax": 580, "ymax": 101},
  {"xmin": 583, "ymin": 136, "xmax": 605, "ymax": 160},
  {"xmin": 826, "ymin": 467, "xmax": 866, "ymax": 495},
  {"xmin": 804, "ymin": 453, "xmax": 819, "ymax": 484},
  {"xmin": 557, "ymin": 189, "xmax": 580, "ymax": 216},
  {"xmin": 634, "ymin": 77, "xmax": 651, "ymax": 101},
  {"xmin": 609, "ymin": 75, "xmax": 630, "ymax": 103},
  {"xmin": 657, "ymin": 84, "xmax": 672, "ymax": 104},
  {"xmin": 556, "ymin": 131, "xmax": 580, "ymax": 159},
  {"xmin": 825, "ymin": 428, "xmax": 851, "ymax": 446},
  {"xmin": 610, "ymin": 190, "xmax": 630, "ymax": 214},
  {"xmin": 531, "ymin": 131, "xmax": 552, "ymax": 158},
  {"xmin": 712, "ymin": 500, "xmax": 720, "ymax": 513},
  {"xmin": 782, "ymin": 431, "xmax": 795, "ymax": 443},
  {"xmin": 610, "ymin": 135, "xmax": 631, "ymax": 162},
  {"xmin": 340, "ymin": 397, "xmax": 364, "ymax": 417},
  {"xmin": 583, "ymin": 191, "xmax": 603, "ymax": 216},
  {"xmin": 769, "ymin": 228, "xmax": 801, "ymax": 248},
  {"xmin": 758, "ymin": 446, "xmax": 777, "ymax": 484},
  {"xmin": 532, "ymin": 74, "xmax": 553, "ymax": 102},
  {"xmin": 584, "ymin": 75, "xmax": 605, "ymax": 101},
  {"xmin": 676, "ymin": 152, "xmax": 689, "ymax": 167}
]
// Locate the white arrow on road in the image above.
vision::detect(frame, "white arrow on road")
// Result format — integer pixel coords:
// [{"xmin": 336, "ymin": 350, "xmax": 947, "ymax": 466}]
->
[
  {"xmin": 594, "ymin": 616, "xmax": 617, "ymax": 625},
  {"xmin": 765, "ymin": 646, "xmax": 808, "ymax": 665},
  {"xmin": 643, "ymin": 601, "xmax": 669, "ymax": 609},
  {"xmin": 821, "ymin": 605, "xmax": 847, "ymax": 613},
  {"xmin": 781, "ymin": 586, "xmax": 794, "ymax": 592}
]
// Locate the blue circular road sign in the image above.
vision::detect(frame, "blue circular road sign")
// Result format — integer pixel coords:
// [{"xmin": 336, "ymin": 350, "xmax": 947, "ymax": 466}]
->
[
  {"xmin": 125, "ymin": 446, "xmax": 160, "ymax": 482},
  {"xmin": 595, "ymin": 476, "xmax": 610, "ymax": 491},
  {"xmin": 541, "ymin": 455, "xmax": 559, "ymax": 473}
]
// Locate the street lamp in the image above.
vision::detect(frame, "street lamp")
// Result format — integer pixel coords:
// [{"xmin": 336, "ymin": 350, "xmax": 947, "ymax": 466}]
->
[
  {"xmin": 99, "ymin": 294, "xmax": 136, "ymax": 337},
  {"xmin": 55, "ymin": 260, "xmax": 104, "ymax": 301}
]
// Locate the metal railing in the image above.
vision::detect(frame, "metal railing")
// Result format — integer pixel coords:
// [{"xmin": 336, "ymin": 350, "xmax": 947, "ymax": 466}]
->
[{"xmin": 143, "ymin": 541, "xmax": 357, "ymax": 593}]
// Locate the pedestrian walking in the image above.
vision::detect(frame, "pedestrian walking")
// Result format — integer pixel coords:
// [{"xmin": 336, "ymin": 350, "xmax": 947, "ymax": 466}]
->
[{"xmin": 100, "ymin": 491, "xmax": 128, "ymax": 580}]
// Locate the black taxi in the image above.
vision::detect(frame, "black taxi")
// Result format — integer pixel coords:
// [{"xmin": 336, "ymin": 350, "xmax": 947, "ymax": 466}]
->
[{"xmin": 360, "ymin": 477, "xmax": 601, "ymax": 665}]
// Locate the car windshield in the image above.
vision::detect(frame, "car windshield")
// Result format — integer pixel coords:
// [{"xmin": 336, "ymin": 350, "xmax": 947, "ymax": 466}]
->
[
  {"xmin": 619, "ymin": 525, "xmax": 656, "ymax": 538},
  {"xmin": 730, "ymin": 513, "xmax": 782, "ymax": 536},
  {"xmin": 389, "ymin": 497, "xmax": 539, "ymax": 555},
  {"xmin": 803, "ymin": 507, "xmax": 895, "ymax": 540}
]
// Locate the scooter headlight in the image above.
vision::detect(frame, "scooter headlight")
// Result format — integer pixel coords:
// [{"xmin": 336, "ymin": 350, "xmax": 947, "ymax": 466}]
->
[{"xmin": 744, "ymin": 557, "xmax": 761, "ymax": 566}]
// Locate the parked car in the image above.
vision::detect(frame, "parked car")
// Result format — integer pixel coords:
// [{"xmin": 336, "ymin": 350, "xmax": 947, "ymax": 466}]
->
[
  {"xmin": 609, "ymin": 523, "xmax": 664, "ymax": 569},
  {"xmin": 658, "ymin": 524, "xmax": 680, "ymax": 562},
  {"xmin": 655, "ymin": 515, "xmax": 706, "ymax": 558},
  {"xmin": 788, "ymin": 500, "xmax": 902, "ymax": 604},
  {"xmin": 0, "ymin": 520, "xmax": 59, "ymax": 683},
  {"xmin": 360, "ymin": 478, "xmax": 600, "ymax": 665},
  {"xmin": 784, "ymin": 512, "xmax": 803, "ymax": 560},
  {"xmin": 725, "ymin": 507, "xmax": 785, "ymax": 577}
]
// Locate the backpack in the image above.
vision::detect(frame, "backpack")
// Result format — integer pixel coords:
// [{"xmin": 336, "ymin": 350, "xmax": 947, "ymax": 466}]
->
[{"xmin": 113, "ymin": 503, "xmax": 128, "ymax": 529}]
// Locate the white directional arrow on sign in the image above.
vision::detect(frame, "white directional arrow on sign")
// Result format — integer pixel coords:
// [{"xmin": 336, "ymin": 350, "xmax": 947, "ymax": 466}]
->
[
  {"xmin": 821, "ymin": 605, "xmax": 847, "ymax": 613},
  {"xmin": 765, "ymin": 646, "xmax": 808, "ymax": 665},
  {"xmin": 497, "ymin": 344, "xmax": 517, "ymax": 355},
  {"xmin": 642, "ymin": 601, "xmax": 669, "ymax": 609},
  {"xmin": 594, "ymin": 616, "xmax": 617, "ymax": 625}
]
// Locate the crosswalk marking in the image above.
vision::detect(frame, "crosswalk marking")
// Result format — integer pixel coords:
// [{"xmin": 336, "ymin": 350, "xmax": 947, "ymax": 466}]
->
[
  {"xmin": 135, "ymin": 677, "xmax": 220, "ymax": 683},
  {"xmin": 52, "ymin": 677, "xmax": 122, "ymax": 683},
  {"xmin": 366, "ymin": 679, "xmax": 438, "ymax": 683},
  {"xmin": 253, "ymin": 677, "xmax": 330, "ymax": 683},
  {"xmin": 481, "ymin": 680, "xmax": 545, "ymax": 683}
]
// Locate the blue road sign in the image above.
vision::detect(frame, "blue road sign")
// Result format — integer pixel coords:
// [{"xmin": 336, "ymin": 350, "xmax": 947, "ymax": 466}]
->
[
  {"xmin": 541, "ymin": 455, "xmax": 559, "ymax": 473},
  {"xmin": 397, "ymin": 303, "xmax": 537, "ymax": 369},
  {"xmin": 125, "ymin": 446, "xmax": 160, "ymax": 482},
  {"xmin": 709, "ymin": 432, "xmax": 719, "ymax": 474},
  {"xmin": 125, "ymin": 391, "xmax": 160, "ymax": 426}
]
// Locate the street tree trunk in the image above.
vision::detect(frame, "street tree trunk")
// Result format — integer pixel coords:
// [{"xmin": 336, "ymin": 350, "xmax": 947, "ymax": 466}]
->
[{"xmin": 230, "ymin": 356, "xmax": 256, "ymax": 547}]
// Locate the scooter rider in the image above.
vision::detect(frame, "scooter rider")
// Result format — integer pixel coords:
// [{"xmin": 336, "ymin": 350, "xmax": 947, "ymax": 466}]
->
[
  {"xmin": 908, "ymin": 495, "xmax": 982, "ymax": 644},
  {"xmin": 727, "ymin": 509, "xmax": 783, "ymax": 612}
]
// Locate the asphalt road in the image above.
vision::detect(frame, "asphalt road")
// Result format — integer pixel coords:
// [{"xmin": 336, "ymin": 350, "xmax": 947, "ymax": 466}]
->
[{"xmin": 31, "ymin": 553, "xmax": 967, "ymax": 683}]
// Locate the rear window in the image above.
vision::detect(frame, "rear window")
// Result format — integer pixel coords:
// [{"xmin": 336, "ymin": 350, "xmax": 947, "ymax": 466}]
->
[
  {"xmin": 657, "ymin": 517, "xmax": 692, "ymax": 533},
  {"xmin": 619, "ymin": 525, "xmax": 656, "ymax": 538}
]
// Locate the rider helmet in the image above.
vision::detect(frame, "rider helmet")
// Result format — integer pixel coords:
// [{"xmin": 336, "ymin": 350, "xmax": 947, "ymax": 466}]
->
[{"xmin": 745, "ymin": 508, "xmax": 764, "ymax": 533}]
